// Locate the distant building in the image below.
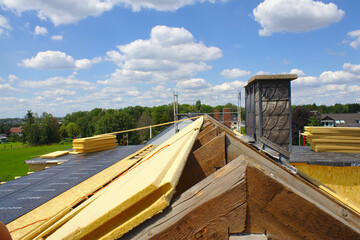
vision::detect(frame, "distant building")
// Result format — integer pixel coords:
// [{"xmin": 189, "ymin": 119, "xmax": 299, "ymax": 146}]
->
[
  {"xmin": 320, "ymin": 113, "xmax": 360, "ymax": 127},
  {"xmin": 213, "ymin": 108, "xmax": 240, "ymax": 130},
  {"xmin": 9, "ymin": 126, "xmax": 23, "ymax": 136},
  {"xmin": 0, "ymin": 134, "xmax": 8, "ymax": 143}
]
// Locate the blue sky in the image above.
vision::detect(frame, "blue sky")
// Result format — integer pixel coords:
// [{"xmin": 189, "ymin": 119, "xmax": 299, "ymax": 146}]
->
[{"xmin": 0, "ymin": 0, "xmax": 359, "ymax": 118}]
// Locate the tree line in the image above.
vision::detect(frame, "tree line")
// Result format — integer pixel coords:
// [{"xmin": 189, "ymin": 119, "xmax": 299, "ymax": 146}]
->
[{"xmin": 2, "ymin": 101, "xmax": 244, "ymax": 146}]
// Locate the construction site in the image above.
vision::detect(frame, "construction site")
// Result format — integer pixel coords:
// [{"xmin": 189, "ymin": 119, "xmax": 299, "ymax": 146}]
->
[{"xmin": 0, "ymin": 74, "xmax": 359, "ymax": 240}]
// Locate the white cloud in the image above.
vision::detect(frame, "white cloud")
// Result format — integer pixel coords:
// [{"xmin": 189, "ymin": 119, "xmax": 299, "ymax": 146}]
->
[
  {"xmin": 51, "ymin": 35, "xmax": 63, "ymax": 40},
  {"xmin": 213, "ymin": 80, "xmax": 245, "ymax": 92},
  {"xmin": 0, "ymin": 77, "xmax": 5, "ymax": 83},
  {"xmin": 318, "ymin": 70, "xmax": 359, "ymax": 84},
  {"xmin": 19, "ymin": 50, "xmax": 101, "ymax": 70},
  {"xmin": 347, "ymin": 30, "xmax": 360, "ymax": 49},
  {"xmin": 176, "ymin": 78, "xmax": 212, "ymax": 90},
  {"xmin": 0, "ymin": 0, "xmax": 226, "ymax": 26},
  {"xmin": 221, "ymin": 68, "xmax": 251, "ymax": 79},
  {"xmin": 8, "ymin": 74, "xmax": 19, "ymax": 83},
  {"xmin": 348, "ymin": 85, "xmax": 360, "ymax": 93},
  {"xmin": 38, "ymin": 89, "xmax": 76, "ymax": 98},
  {"xmin": 102, "ymin": 25, "xmax": 222, "ymax": 85},
  {"xmin": 20, "ymin": 73, "xmax": 96, "ymax": 90},
  {"xmin": 0, "ymin": 83, "xmax": 19, "ymax": 92},
  {"xmin": 343, "ymin": 63, "xmax": 360, "ymax": 74},
  {"xmin": 289, "ymin": 69, "xmax": 305, "ymax": 77},
  {"xmin": 253, "ymin": 0, "xmax": 344, "ymax": 36},
  {"xmin": 34, "ymin": 25, "xmax": 47, "ymax": 36},
  {"xmin": 0, "ymin": 14, "xmax": 11, "ymax": 36}
]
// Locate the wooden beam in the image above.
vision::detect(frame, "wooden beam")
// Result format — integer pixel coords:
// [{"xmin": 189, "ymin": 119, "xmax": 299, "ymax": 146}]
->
[
  {"xmin": 197, "ymin": 126, "xmax": 220, "ymax": 146},
  {"xmin": 246, "ymin": 164, "xmax": 360, "ymax": 239},
  {"xmin": 122, "ymin": 156, "xmax": 247, "ymax": 240},
  {"xmin": 175, "ymin": 132, "xmax": 226, "ymax": 196}
]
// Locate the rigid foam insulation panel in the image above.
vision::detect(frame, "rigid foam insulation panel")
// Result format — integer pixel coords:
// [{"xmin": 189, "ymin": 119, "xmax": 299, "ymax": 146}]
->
[
  {"xmin": 71, "ymin": 134, "xmax": 118, "ymax": 154},
  {"xmin": 39, "ymin": 117, "xmax": 203, "ymax": 240},
  {"xmin": 40, "ymin": 151, "xmax": 69, "ymax": 159},
  {"xmin": 303, "ymin": 126, "xmax": 360, "ymax": 153},
  {"xmin": 293, "ymin": 163, "xmax": 360, "ymax": 208}
]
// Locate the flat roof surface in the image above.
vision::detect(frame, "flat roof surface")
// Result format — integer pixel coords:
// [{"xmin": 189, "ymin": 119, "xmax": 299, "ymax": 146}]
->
[
  {"xmin": 0, "ymin": 145, "xmax": 144, "ymax": 224},
  {"xmin": 290, "ymin": 146, "xmax": 360, "ymax": 166}
]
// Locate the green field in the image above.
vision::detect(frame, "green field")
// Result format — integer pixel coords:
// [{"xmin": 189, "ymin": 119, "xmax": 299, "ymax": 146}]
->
[{"xmin": 0, "ymin": 142, "xmax": 72, "ymax": 182}]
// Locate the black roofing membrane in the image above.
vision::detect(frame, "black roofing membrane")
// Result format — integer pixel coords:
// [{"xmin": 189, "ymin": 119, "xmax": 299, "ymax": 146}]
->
[{"xmin": 0, "ymin": 145, "xmax": 144, "ymax": 224}]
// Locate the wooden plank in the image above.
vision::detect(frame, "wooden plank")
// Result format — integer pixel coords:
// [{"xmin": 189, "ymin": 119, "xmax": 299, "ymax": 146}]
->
[
  {"xmin": 197, "ymin": 126, "xmax": 220, "ymax": 146},
  {"xmin": 246, "ymin": 164, "xmax": 360, "ymax": 239},
  {"xmin": 122, "ymin": 156, "xmax": 247, "ymax": 240},
  {"xmin": 200, "ymin": 120, "xmax": 213, "ymax": 131},
  {"xmin": 197, "ymin": 122, "xmax": 215, "ymax": 139},
  {"xmin": 7, "ymin": 145, "xmax": 156, "ymax": 239}
]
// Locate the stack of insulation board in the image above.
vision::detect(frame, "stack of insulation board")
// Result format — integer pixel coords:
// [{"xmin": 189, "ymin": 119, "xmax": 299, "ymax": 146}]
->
[
  {"xmin": 71, "ymin": 134, "xmax": 118, "ymax": 154},
  {"xmin": 303, "ymin": 126, "xmax": 360, "ymax": 153}
]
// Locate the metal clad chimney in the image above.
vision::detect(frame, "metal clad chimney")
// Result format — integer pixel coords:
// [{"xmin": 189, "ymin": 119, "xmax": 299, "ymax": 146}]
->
[{"xmin": 245, "ymin": 74, "xmax": 297, "ymax": 152}]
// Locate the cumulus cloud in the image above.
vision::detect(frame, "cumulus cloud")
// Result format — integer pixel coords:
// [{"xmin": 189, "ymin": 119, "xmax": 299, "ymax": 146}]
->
[
  {"xmin": 213, "ymin": 80, "xmax": 245, "ymax": 92},
  {"xmin": 347, "ymin": 30, "xmax": 360, "ymax": 49},
  {"xmin": 20, "ymin": 72, "xmax": 96, "ymax": 90},
  {"xmin": 34, "ymin": 25, "xmax": 47, "ymax": 35},
  {"xmin": 51, "ymin": 35, "xmax": 63, "ymax": 40},
  {"xmin": 102, "ymin": 25, "xmax": 222, "ymax": 84},
  {"xmin": 221, "ymin": 68, "xmax": 251, "ymax": 79},
  {"xmin": 0, "ymin": 83, "xmax": 20, "ymax": 92},
  {"xmin": 176, "ymin": 78, "xmax": 212, "ymax": 90},
  {"xmin": 19, "ymin": 50, "xmax": 101, "ymax": 70},
  {"xmin": 289, "ymin": 69, "xmax": 305, "ymax": 77},
  {"xmin": 343, "ymin": 63, "xmax": 360, "ymax": 74},
  {"xmin": 0, "ymin": 14, "xmax": 11, "ymax": 36},
  {"xmin": 253, "ymin": 0, "xmax": 344, "ymax": 36},
  {"xmin": 38, "ymin": 89, "xmax": 76, "ymax": 98},
  {"xmin": 0, "ymin": 0, "xmax": 226, "ymax": 25}
]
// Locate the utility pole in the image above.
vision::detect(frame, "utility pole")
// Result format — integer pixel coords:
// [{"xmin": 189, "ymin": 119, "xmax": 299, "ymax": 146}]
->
[{"xmin": 173, "ymin": 91, "xmax": 179, "ymax": 133}]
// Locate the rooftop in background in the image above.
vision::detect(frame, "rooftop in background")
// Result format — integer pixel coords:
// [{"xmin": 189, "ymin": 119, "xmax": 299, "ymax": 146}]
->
[
  {"xmin": 290, "ymin": 146, "xmax": 360, "ymax": 166},
  {"xmin": 9, "ymin": 127, "xmax": 23, "ymax": 134},
  {"xmin": 320, "ymin": 113, "xmax": 360, "ymax": 127}
]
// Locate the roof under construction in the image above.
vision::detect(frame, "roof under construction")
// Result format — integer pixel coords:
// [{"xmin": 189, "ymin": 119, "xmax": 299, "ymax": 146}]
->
[{"xmin": 2, "ymin": 115, "xmax": 360, "ymax": 240}]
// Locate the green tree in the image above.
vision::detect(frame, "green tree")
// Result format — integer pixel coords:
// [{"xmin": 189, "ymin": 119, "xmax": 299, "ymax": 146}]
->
[
  {"xmin": 40, "ymin": 112, "xmax": 60, "ymax": 144},
  {"xmin": 308, "ymin": 116, "xmax": 320, "ymax": 126},
  {"xmin": 137, "ymin": 111, "xmax": 152, "ymax": 143},
  {"xmin": 291, "ymin": 106, "xmax": 312, "ymax": 145},
  {"xmin": 23, "ymin": 110, "xmax": 41, "ymax": 146},
  {"xmin": 66, "ymin": 122, "xmax": 81, "ymax": 138},
  {"xmin": 195, "ymin": 100, "xmax": 201, "ymax": 112}
]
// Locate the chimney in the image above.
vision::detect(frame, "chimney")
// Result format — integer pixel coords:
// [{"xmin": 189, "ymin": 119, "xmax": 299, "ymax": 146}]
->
[
  {"xmin": 245, "ymin": 74, "xmax": 297, "ymax": 152},
  {"xmin": 213, "ymin": 109, "xmax": 220, "ymax": 121},
  {"xmin": 223, "ymin": 108, "xmax": 231, "ymax": 128}
]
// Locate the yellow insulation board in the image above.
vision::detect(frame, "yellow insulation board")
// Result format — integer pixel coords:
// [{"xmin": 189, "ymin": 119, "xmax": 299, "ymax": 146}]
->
[
  {"xmin": 40, "ymin": 151, "xmax": 69, "ymax": 159},
  {"xmin": 35, "ymin": 117, "xmax": 203, "ymax": 240},
  {"xmin": 304, "ymin": 126, "xmax": 360, "ymax": 153},
  {"xmin": 293, "ymin": 163, "xmax": 360, "ymax": 208},
  {"xmin": 8, "ymin": 145, "xmax": 156, "ymax": 240},
  {"xmin": 71, "ymin": 134, "xmax": 118, "ymax": 154}
]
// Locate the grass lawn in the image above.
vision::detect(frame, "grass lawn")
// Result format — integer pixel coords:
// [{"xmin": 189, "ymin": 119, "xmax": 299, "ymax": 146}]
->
[{"xmin": 0, "ymin": 142, "xmax": 73, "ymax": 182}]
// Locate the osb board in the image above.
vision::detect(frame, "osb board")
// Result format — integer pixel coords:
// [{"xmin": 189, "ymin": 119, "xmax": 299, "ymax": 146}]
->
[
  {"xmin": 40, "ymin": 151, "xmax": 69, "ymax": 159},
  {"xmin": 123, "ymin": 156, "xmax": 247, "ymax": 240},
  {"xmin": 246, "ymin": 164, "xmax": 360, "ymax": 239},
  {"xmin": 293, "ymin": 163, "xmax": 360, "ymax": 208},
  {"xmin": 7, "ymin": 145, "xmax": 155, "ymax": 240},
  {"xmin": 43, "ymin": 117, "xmax": 203, "ymax": 240}
]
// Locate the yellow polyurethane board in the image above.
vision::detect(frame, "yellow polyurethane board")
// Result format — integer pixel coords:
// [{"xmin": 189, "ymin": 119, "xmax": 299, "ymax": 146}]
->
[
  {"xmin": 7, "ymin": 145, "xmax": 155, "ymax": 240},
  {"xmin": 293, "ymin": 163, "xmax": 360, "ymax": 208},
  {"xmin": 72, "ymin": 143, "xmax": 118, "ymax": 150},
  {"xmin": 73, "ymin": 135, "xmax": 116, "ymax": 143},
  {"xmin": 46, "ymin": 117, "xmax": 203, "ymax": 240},
  {"xmin": 72, "ymin": 140, "xmax": 117, "ymax": 147},
  {"xmin": 40, "ymin": 151, "xmax": 69, "ymax": 159},
  {"xmin": 312, "ymin": 138, "xmax": 360, "ymax": 143}
]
